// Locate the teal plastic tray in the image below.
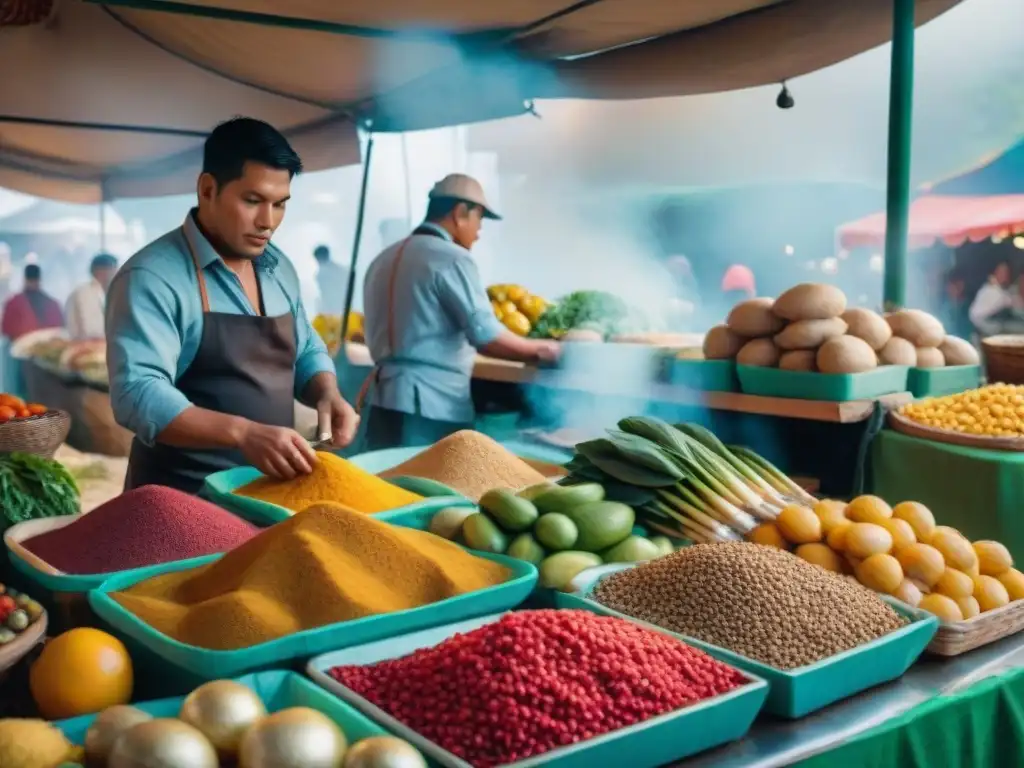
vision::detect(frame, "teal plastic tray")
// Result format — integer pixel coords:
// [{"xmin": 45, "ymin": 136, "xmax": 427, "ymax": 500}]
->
[
  {"xmin": 202, "ymin": 464, "xmax": 469, "ymax": 526},
  {"xmin": 737, "ymin": 364, "xmax": 909, "ymax": 401},
  {"xmin": 87, "ymin": 549, "xmax": 537, "ymax": 682},
  {"xmin": 908, "ymin": 364, "xmax": 982, "ymax": 397},
  {"xmin": 558, "ymin": 566, "xmax": 938, "ymax": 719},
  {"xmin": 306, "ymin": 613, "xmax": 768, "ymax": 768},
  {"xmin": 56, "ymin": 670, "xmax": 387, "ymax": 745},
  {"xmin": 667, "ymin": 359, "xmax": 738, "ymax": 392}
]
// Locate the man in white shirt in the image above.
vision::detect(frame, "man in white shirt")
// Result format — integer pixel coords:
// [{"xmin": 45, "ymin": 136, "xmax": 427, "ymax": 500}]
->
[
  {"xmin": 66, "ymin": 252, "xmax": 118, "ymax": 340},
  {"xmin": 968, "ymin": 261, "xmax": 1014, "ymax": 338},
  {"xmin": 314, "ymin": 245, "xmax": 351, "ymax": 316}
]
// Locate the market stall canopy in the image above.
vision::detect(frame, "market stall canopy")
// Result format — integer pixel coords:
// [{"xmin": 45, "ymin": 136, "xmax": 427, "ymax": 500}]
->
[
  {"xmin": 923, "ymin": 136, "xmax": 1024, "ymax": 197},
  {"xmin": 0, "ymin": 199, "xmax": 127, "ymax": 236},
  {"xmin": 1, "ymin": 0, "xmax": 964, "ymax": 203},
  {"xmin": 836, "ymin": 195, "xmax": 1024, "ymax": 251}
]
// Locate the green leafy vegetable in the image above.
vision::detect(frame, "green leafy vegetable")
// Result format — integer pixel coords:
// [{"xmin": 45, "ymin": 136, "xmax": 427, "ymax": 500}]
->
[
  {"xmin": 528, "ymin": 290, "xmax": 635, "ymax": 339},
  {"xmin": 0, "ymin": 452, "xmax": 80, "ymax": 533}
]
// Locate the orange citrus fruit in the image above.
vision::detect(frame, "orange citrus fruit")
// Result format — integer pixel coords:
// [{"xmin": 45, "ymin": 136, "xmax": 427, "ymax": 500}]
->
[{"xmin": 30, "ymin": 628, "xmax": 134, "ymax": 719}]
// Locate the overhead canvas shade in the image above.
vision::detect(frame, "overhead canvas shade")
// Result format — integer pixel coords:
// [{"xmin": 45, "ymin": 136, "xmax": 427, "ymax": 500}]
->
[
  {"xmin": 837, "ymin": 195, "xmax": 1024, "ymax": 251},
  {"xmin": 1, "ymin": 0, "xmax": 967, "ymax": 202},
  {"xmin": 924, "ymin": 137, "xmax": 1024, "ymax": 197}
]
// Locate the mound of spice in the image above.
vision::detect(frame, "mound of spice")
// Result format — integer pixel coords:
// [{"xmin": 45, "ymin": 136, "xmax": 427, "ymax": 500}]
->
[
  {"xmin": 379, "ymin": 431, "xmax": 548, "ymax": 501},
  {"xmin": 237, "ymin": 451, "xmax": 422, "ymax": 514},
  {"xmin": 329, "ymin": 609, "xmax": 747, "ymax": 767},
  {"xmin": 111, "ymin": 502, "xmax": 511, "ymax": 650},
  {"xmin": 593, "ymin": 542, "xmax": 906, "ymax": 670},
  {"xmin": 22, "ymin": 485, "xmax": 258, "ymax": 574}
]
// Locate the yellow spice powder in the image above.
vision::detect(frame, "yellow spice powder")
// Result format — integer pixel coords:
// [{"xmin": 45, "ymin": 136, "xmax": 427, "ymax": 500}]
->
[
  {"xmin": 237, "ymin": 451, "xmax": 423, "ymax": 514},
  {"xmin": 110, "ymin": 502, "xmax": 511, "ymax": 650}
]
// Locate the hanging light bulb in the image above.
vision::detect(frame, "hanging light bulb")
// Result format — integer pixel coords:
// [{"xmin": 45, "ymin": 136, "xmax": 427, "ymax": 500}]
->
[
  {"xmin": 784, "ymin": 244, "xmax": 795, "ymax": 255},
  {"xmin": 869, "ymin": 254, "xmax": 884, "ymax": 272},
  {"xmin": 776, "ymin": 82, "xmax": 795, "ymax": 109},
  {"xmin": 1014, "ymin": 235, "xmax": 1024, "ymax": 250},
  {"xmin": 821, "ymin": 257, "xmax": 839, "ymax": 274}
]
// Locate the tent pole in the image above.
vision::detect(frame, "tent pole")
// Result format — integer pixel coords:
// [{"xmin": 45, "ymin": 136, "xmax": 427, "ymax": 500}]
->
[
  {"xmin": 882, "ymin": 0, "xmax": 915, "ymax": 310},
  {"xmin": 340, "ymin": 133, "xmax": 375, "ymax": 346}
]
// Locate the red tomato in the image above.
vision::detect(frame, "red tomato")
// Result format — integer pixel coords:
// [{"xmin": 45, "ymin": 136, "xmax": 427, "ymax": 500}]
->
[
  {"xmin": 14, "ymin": 407, "xmax": 30, "ymax": 420},
  {"xmin": 0, "ymin": 405, "xmax": 15, "ymax": 423},
  {"xmin": 27, "ymin": 403, "xmax": 48, "ymax": 416},
  {"xmin": 0, "ymin": 595, "xmax": 15, "ymax": 614}
]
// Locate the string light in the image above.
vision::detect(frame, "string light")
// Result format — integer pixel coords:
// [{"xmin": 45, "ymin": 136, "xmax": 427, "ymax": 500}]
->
[
  {"xmin": 869, "ymin": 254, "xmax": 884, "ymax": 272},
  {"xmin": 1014, "ymin": 235, "xmax": 1024, "ymax": 250},
  {"xmin": 784, "ymin": 244, "xmax": 795, "ymax": 255},
  {"xmin": 821, "ymin": 257, "xmax": 839, "ymax": 274}
]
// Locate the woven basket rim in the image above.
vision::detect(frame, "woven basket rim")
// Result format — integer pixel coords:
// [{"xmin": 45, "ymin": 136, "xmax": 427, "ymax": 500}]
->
[{"xmin": 0, "ymin": 408, "xmax": 69, "ymax": 426}]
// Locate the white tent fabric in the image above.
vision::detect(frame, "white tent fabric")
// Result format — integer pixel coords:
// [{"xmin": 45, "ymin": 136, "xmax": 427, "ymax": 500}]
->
[{"xmin": 0, "ymin": 0, "xmax": 963, "ymax": 202}]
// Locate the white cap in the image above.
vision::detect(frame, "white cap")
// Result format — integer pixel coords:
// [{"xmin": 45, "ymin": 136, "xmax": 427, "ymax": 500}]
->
[{"xmin": 428, "ymin": 173, "xmax": 501, "ymax": 220}]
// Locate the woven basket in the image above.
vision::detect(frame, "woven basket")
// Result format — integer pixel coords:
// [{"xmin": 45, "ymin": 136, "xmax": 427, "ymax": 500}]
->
[
  {"xmin": 0, "ymin": 410, "xmax": 71, "ymax": 458},
  {"xmin": 926, "ymin": 598, "xmax": 1024, "ymax": 656},
  {"xmin": 982, "ymin": 335, "xmax": 1024, "ymax": 385}
]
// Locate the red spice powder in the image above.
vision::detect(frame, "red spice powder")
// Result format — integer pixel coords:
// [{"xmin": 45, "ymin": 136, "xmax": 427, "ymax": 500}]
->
[
  {"xmin": 329, "ymin": 610, "xmax": 747, "ymax": 767},
  {"xmin": 23, "ymin": 485, "xmax": 258, "ymax": 574}
]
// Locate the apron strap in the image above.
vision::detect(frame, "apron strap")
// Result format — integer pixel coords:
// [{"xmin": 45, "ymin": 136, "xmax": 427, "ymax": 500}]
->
[{"xmin": 182, "ymin": 226, "xmax": 212, "ymax": 313}]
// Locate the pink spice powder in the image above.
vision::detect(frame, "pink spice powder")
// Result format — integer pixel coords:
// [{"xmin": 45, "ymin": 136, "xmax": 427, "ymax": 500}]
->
[{"xmin": 23, "ymin": 484, "xmax": 259, "ymax": 574}]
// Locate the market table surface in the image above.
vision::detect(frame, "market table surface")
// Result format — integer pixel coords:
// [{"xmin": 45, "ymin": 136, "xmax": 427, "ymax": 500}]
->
[
  {"xmin": 870, "ymin": 429, "xmax": 1024, "ymax": 563},
  {"xmin": 681, "ymin": 630, "xmax": 1024, "ymax": 767}
]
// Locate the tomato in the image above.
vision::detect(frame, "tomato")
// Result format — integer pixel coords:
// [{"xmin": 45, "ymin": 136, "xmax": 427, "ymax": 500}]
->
[
  {"xmin": 27, "ymin": 403, "xmax": 48, "ymax": 416},
  {"xmin": 0, "ymin": 393, "xmax": 25, "ymax": 409},
  {"xmin": 0, "ymin": 405, "xmax": 15, "ymax": 423},
  {"xmin": 15, "ymin": 407, "xmax": 30, "ymax": 420},
  {"xmin": 0, "ymin": 595, "xmax": 15, "ymax": 614}
]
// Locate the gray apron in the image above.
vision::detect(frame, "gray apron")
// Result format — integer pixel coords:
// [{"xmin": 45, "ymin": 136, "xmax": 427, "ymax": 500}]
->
[{"xmin": 124, "ymin": 229, "xmax": 297, "ymax": 494}]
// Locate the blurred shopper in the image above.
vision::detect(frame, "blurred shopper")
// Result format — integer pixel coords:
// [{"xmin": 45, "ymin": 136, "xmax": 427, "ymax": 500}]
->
[
  {"xmin": 664, "ymin": 255, "xmax": 700, "ymax": 330},
  {"xmin": 940, "ymin": 268, "xmax": 972, "ymax": 341},
  {"xmin": 710, "ymin": 264, "xmax": 757, "ymax": 325},
  {"xmin": 969, "ymin": 261, "xmax": 1015, "ymax": 338},
  {"xmin": 360, "ymin": 174, "xmax": 560, "ymax": 450},
  {"xmin": 314, "ymin": 244, "xmax": 350, "ymax": 316},
  {"xmin": 106, "ymin": 117, "xmax": 358, "ymax": 494},
  {"xmin": 66, "ymin": 252, "xmax": 118, "ymax": 340},
  {"xmin": 1, "ymin": 264, "xmax": 63, "ymax": 342}
]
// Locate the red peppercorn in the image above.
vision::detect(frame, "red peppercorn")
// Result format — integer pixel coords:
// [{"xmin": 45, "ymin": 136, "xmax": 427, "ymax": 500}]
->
[{"xmin": 329, "ymin": 610, "xmax": 746, "ymax": 767}]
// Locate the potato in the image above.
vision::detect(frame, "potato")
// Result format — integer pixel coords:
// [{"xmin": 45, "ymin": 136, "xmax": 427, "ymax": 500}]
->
[
  {"xmin": 772, "ymin": 283, "xmax": 847, "ymax": 321},
  {"xmin": 736, "ymin": 338, "xmax": 780, "ymax": 367},
  {"xmin": 939, "ymin": 336, "xmax": 981, "ymax": 366},
  {"xmin": 779, "ymin": 350, "xmax": 817, "ymax": 371},
  {"xmin": 886, "ymin": 309, "xmax": 945, "ymax": 347},
  {"xmin": 774, "ymin": 317, "xmax": 847, "ymax": 350},
  {"xmin": 702, "ymin": 325, "xmax": 743, "ymax": 360},
  {"xmin": 915, "ymin": 347, "xmax": 945, "ymax": 368},
  {"xmin": 816, "ymin": 335, "xmax": 878, "ymax": 374},
  {"xmin": 727, "ymin": 298, "xmax": 785, "ymax": 337},
  {"xmin": 842, "ymin": 308, "xmax": 892, "ymax": 351},
  {"xmin": 879, "ymin": 336, "xmax": 917, "ymax": 366}
]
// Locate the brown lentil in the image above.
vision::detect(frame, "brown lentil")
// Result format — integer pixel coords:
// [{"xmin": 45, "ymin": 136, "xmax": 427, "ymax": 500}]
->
[
  {"xmin": 592, "ymin": 542, "xmax": 906, "ymax": 670},
  {"xmin": 378, "ymin": 430, "xmax": 547, "ymax": 501}
]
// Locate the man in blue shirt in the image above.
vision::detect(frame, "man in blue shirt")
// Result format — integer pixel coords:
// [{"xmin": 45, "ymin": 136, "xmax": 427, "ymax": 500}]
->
[
  {"xmin": 107, "ymin": 117, "xmax": 359, "ymax": 493},
  {"xmin": 361, "ymin": 174, "xmax": 559, "ymax": 450}
]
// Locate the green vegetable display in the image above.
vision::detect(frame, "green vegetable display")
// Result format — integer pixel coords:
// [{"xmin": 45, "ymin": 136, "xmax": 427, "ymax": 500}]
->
[
  {"xmin": 0, "ymin": 452, "xmax": 80, "ymax": 533},
  {"xmin": 528, "ymin": 290, "xmax": 635, "ymax": 339}
]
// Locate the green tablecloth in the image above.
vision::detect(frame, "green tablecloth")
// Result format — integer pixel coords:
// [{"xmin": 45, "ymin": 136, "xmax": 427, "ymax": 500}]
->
[
  {"xmin": 870, "ymin": 430, "xmax": 1024, "ymax": 563},
  {"xmin": 796, "ymin": 666, "xmax": 1024, "ymax": 767}
]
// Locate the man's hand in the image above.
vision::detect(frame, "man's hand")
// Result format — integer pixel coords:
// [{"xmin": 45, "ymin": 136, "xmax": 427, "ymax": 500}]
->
[
  {"xmin": 315, "ymin": 390, "xmax": 360, "ymax": 449},
  {"xmin": 236, "ymin": 421, "xmax": 317, "ymax": 480},
  {"xmin": 533, "ymin": 340, "xmax": 561, "ymax": 365}
]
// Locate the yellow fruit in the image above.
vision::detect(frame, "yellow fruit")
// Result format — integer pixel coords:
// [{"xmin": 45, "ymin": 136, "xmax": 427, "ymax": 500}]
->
[
  {"xmin": 524, "ymin": 298, "xmax": 548, "ymax": 325},
  {"xmin": 957, "ymin": 596, "xmax": 981, "ymax": 619},
  {"xmin": 499, "ymin": 300, "xmax": 518, "ymax": 317},
  {"xmin": 795, "ymin": 543, "xmax": 844, "ymax": 573},
  {"xmin": 933, "ymin": 568, "xmax": 974, "ymax": 599},
  {"xmin": 908, "ymin": 577, "xmax": 931, "ymax": 595},
  {"xmin": 919, "ymin": 593, "xmax": 964, "ymax": 622},
  {"xmin": 973, "ymin": 575, "xmax": 1011, "ymax": 612},
  {"xmin": 973, "ymin": 540, "xmax": 1013, "ymax": 576},
  {"xmin": 855, "ymin": 553, "xmax": 904, "ymax": 593},
  {"xmin": 895, "ymin": 543, "xmax": 946, "ymax": 587},
  {"xmin": 749, "ymin": 523, "xmax": 788, "ymax": 550},
  {"xmin": 30, "ymin": 628, "xmax": 133, "ymax": 719},
  {"xmin": 997, "ymin": 568, "xmax": 1024, "ymax": 601},
  {"xmin": 881, "ymin": 518, "xmax": 916, "ymax": 552},
  {"xmin": 501, "ymin": 312, "xmax": 531, "ymax": 337},
  {"xmin": 506, "ymin": 285, "xmax": 527, "ymax": 302},
  {"xmin": 892, "ymin": 501, "xmax": 936, "ymax": 542},
  {"xmin": 813, "ymin": 500, "xmax": 848, "ymax": 534},
  {"xmin": 487, "ymin": 285, "xmax": 508, "ymax": 302},
  {"xmin": 930, "ymin": 528, "xmax": 978, "ymax": 572},
  {"xmin": 892, "ymin": 579, "xmax": 923, "ymax": 607},
  {"xmin": 491, "ymin": 300, "xmax": 504, "ymax": 320},
  {"xmin": 776, "ymin": 504, "xmax": 822, "ymax": 544},
  {"xmin": 826, "ymin": 522, "xmax": 853, "ymax": 551},
  {"xmin": 844, "ymin": 523, "xmax": 893, "ymax": 559},
  {"xmin": 845, "ymin": 495, "xmax": 893, "ymax": 525}
]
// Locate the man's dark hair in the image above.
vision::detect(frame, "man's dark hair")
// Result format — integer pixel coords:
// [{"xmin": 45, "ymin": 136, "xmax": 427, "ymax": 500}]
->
[
  {"xmin": 425, "ymin": 196, "xmax": 480, "ymax": 222},
  {"xmin": 314, "ymin": 245, "xmax": 330, "ymax": 262},
  {"xmin": 24, "ymin": 264, "xmax": 41, "ymax": 281},
  {"xmin": 202, "ymin": 117, "xmax": 303, "ymax": 187},
  {"xmin": 90, "ymin": 252, "xmax": 118, "ymax": 273}
]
